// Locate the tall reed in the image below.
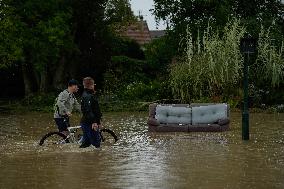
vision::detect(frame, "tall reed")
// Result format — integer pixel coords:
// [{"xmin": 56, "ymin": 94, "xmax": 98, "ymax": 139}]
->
[
  {"xmin": 256, "ymin": 26, "xmax": 284, "ymax": 88},
  {"xmin": 170, "ymin": 19, "xmax": 245, "ymax": 102}
]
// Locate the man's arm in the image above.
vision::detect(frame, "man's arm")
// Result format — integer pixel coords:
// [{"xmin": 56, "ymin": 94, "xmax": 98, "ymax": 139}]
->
[
  {"xmin": 91, "ymin": 98, "xmax": 102, "ymax": 130},
  {"xmin": 74, "ymin": 97, "xmax": 81, "ymax": 113}
]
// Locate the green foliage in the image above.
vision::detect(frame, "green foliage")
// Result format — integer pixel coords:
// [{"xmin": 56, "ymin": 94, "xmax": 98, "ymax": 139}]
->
[
  {"xmin": 153, "ymin": 0, "xmax": 284, "ymax": 106},
  {"xmin": 120, "ymin": 81, "xmax": 161, "ymax": 101},
  {"xmin": 247, "ymin": 23, "xmax": 284, "ymax": 107},
  {"xmin": 152, "ymin": 0, "xmax": 284, "ymax": 53},
  {"xmin": 170, "ymin": 17, "xmax": 284, "ymax": 106},
  {"xmin": 256, "ymin": 25, "xmax": 284, "ymax": 87},
  {"xmin": 22, "ymin": 93, "xmax": 57, "ymax": 107},
  {"xmin": 227, "ymin": 97, "xmax": 241, "ymax": 109},
  {"xmin": 19, "ymin": 93, "xmax": 57, "ymax": 112},
  {"xmin": 105, "ymin": 0, "xmax": 138, "ymax": 31},
  {"xmin": 110, "ymin": 37, "xmax": 144, "ymax": 59},
  {"xmin": 144, "ymin": 36, "xmax": 175, "ymax": 71},
  {"xmin": 29, "ymin": 11, "xmax": 74, "ymax": 72},
  {"xmin": 170, "ymin": 19, "xmax": 245, "ymax": 102},
  {"xmin": 99, "ymin": 100, "xmax": 149, "ymax": 112},
  {"xmin": 109, "ymin": 56, "xmax": 146, "ymax": 81},
  {"xmin": 71, "ymin": 0, "xmax": 110, "ymax": 79},
  {"xmin": 0, "ymin": 0, "xmax": 76, "ymax": 93},
  {"xmin": 1, "ymin": 0, "xmax": 120, "ymax": 94},
  {"xmin": 0, "ymin": 16, "xmax": 24, "ymax": 68},
  {"xmin": 153, "ymin": 0, "xmax": 232, "ymax": 30},
  {"xmin": 103, "ymin": 55, "xmax": 147, "ymax": 93}
]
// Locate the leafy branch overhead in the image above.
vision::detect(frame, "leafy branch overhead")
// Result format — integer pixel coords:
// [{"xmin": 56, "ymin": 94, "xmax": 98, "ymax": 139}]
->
[{"xmin": 105, "ymin": 0, "xmax": 138, "ymax": 32}]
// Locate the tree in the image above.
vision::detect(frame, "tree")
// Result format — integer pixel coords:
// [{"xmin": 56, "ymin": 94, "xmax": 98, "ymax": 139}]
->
[
  {"xmin": 0, "ymin": 0, "xmax": 143, "ymax": 96},
  {"xmin": 144, "ymin": 36, "xmax": 175, "ymax": 72},
  {"xmin": 153, "ymin": 0, "xmax": 234, "ymax": 35},
  {"xmin": 0, "ymin": 0, "xmax": 115, "ymax": 95},
  {"xmin": 153, "ymin": 0, "xmax": 284, "ymax": 43},
  {"xmin": 71, "ymin": 0, "xmax": 110, "ymax": 88},
  {"xmin": 105, "ymin": 0, "xmax": 138, "ymax": 32},
  {"xmin": 0, "ymin": 17, "xmax": 23, "ymax": 69},
  {"xmin": 0, "ymin": 0, "xmax": 76, "ymax": 94}
]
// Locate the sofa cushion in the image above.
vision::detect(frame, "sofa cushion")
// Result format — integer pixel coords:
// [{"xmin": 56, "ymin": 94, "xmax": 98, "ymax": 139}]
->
[
  {"xmin": 155, "ymin": 105, "xmax": 192, "ymax": 124},
  {"xmin": 192, "ymin": 104, "xmax": 228, "ymax": 125}
]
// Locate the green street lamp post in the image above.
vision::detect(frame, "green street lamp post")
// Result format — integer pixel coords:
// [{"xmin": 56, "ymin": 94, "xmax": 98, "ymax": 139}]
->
[{"xmin": 240, "ymin": 37, "xmax": 256, "ymax": 140}]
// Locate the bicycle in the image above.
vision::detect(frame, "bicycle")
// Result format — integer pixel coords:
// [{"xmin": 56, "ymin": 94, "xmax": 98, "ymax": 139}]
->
[{"xmin": 39, "ymin": 125, "xmax": 118, "ymax": 146}]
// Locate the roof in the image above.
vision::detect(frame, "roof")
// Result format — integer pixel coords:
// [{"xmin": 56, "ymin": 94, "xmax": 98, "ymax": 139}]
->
[{"xmin": 121, "ymin": 20, "xmax": 152, "ymax": 45}]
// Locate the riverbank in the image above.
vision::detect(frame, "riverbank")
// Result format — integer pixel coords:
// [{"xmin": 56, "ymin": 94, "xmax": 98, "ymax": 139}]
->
[{"xmin": 0, "ymin": 98, "xmax": 150, "ymax": 113}]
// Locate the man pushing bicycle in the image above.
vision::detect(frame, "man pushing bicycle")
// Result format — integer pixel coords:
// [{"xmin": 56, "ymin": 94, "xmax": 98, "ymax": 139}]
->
[{"xmin": 54, "ymin": 79, "xmax": 81, "ymax": 136}]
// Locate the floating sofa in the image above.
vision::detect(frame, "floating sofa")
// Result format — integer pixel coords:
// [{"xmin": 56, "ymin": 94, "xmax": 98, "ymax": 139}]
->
[{"xmin": 147, "ymin": 103, "xmax": 230, "ymax": 132}]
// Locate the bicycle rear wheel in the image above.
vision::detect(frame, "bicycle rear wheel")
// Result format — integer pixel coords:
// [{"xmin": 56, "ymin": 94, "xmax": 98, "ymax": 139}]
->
[
  {"xmin": 39, "ymin": 131, "xmax": 67, "ymax": 146},
  {"xmin": 100, "ymin": 129, "xmax": 118, "ymax": 145}
]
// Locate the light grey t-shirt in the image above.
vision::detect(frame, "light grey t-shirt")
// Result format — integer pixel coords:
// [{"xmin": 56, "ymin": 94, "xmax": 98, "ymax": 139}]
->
[{"xmin": 54, "ymin": 89, "xmax": 81, "ymax": 118}]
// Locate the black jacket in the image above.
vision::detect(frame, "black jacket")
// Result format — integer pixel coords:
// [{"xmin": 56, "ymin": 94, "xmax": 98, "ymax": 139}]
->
[{"xmin": 80, "ymin": 89, "xmax": 102, "ymax": 124}]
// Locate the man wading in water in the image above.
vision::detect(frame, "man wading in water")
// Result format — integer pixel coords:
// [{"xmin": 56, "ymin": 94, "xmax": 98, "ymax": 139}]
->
[
  {"xmin": 54, "ymin": 79, "xmax": 81, "ymax": 137},
  {"xmin": 80, "ymin": 77, "xmax": 102, "ymax": 148}
]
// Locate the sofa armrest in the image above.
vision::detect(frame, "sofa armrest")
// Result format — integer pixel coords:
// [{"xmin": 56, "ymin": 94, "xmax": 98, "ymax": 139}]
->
[
  {"xmin": 147, "ymin": 117, "xmax": 160, "ymax": 126},
  {"xmin": 217, "ymin": 118, "xmax": 230, "ymax": 126}
]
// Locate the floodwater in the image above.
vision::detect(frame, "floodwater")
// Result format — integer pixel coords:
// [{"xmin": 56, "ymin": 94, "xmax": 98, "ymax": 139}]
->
[{"xmin": 0, "ymin": 111, "xmax": 283, "ymax": 189}]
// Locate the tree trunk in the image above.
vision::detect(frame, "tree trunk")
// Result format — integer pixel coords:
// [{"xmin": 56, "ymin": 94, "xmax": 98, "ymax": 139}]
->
[
  {"xmin": 39, "ymin": 66, "xmax": 48, "ymax": 93},
  {"xmin": 53, "ymin": 55, "xmax": 67, "ymax": 90},
  {"xmin": 22, "ymin": 63, "xmax": 36, "ymax": 96}
]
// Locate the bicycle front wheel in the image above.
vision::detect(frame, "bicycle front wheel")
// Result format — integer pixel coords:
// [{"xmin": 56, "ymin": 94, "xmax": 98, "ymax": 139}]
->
[
  {"xmin": 39, "ymin": 131, "xmax": 67, "ymax": 146},
  {"xmin": 100, "ymin": 129, "xmax": 118, "ymax": 145}
]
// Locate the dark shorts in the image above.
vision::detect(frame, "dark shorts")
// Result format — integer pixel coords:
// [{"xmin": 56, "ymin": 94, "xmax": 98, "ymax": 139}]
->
[{"xmin": 54, "ymin": 117, "xmax": 70, "ymax": 132}]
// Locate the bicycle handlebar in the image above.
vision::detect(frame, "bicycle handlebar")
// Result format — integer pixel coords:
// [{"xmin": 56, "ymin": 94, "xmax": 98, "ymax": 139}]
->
[{"xmin": 68, "ymin": 126, "xmax": 81, "ymax": 132}]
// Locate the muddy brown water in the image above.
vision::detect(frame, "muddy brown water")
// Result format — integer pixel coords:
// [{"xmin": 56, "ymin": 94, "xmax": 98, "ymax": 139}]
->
[{"xmin": 0, "ymin": 112, "xmax": 283, "ymax": 189}]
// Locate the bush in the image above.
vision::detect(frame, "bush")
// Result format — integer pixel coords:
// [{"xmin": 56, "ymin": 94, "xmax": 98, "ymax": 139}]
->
[
  {"xmin": 22, "ymin": 93, "xmax": 56, "ymax": 107},
  {"xmin": 110, "ymin": 36, "xmax": 145, "ymax": 59},
  {"xmin": 104, "ymin": 55, "xmax": 150, "ymax": 94},
  {"xmin": 119, "ymin": 81, "xmax": 161, "ymax": 101},
  {"xmin": 144, "ymin": 36, "xmax": 175, "ymax": 71}
]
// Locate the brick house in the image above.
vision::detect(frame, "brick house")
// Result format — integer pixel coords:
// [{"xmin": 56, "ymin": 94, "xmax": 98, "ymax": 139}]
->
[{"xmin": 121, "ymin": 19, "xmax": 165, "ymax": 45}]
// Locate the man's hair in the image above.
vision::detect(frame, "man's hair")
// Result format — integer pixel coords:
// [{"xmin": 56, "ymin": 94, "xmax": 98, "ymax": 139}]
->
[
  {"xmin": 83, "ymin": 77, "xmax": 95, "ymax": 89},
  {"xmin": 68, "ymin": 79, "xmax": 79, "ymax": 87}
]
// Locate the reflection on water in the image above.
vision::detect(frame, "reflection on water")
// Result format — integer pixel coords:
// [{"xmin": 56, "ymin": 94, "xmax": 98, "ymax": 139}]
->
[{"xmin": 0, "ymin": 112, "xmax": 284, "ymax": 189}]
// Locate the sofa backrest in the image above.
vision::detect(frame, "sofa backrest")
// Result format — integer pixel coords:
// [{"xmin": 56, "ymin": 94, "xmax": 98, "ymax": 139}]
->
[
  {"xmin": 191, "ymin": 104, "xmax": 228, "ymax": 125},
  {"xmin": 155, "ymin": 104, "xmax": 191, "ymax": 124}
]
